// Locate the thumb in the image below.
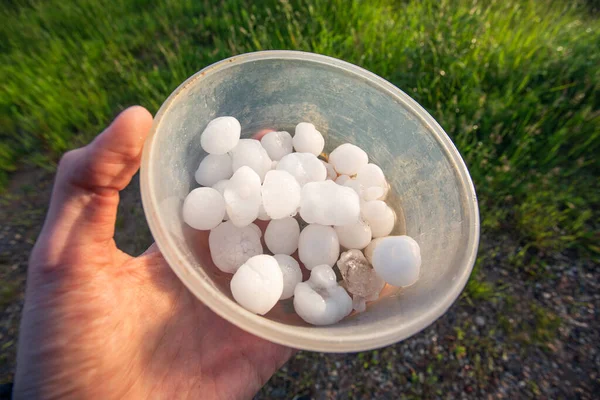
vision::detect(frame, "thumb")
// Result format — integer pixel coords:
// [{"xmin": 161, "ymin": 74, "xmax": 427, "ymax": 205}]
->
[{"xmin": 33, "ymin": 106, "xmax": 153, "ymax": 269}]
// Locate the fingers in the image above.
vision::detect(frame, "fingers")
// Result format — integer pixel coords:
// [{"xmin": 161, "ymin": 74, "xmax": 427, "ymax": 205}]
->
[
  {"xmin": 66, "ymin": 106, "xmax": 153, "ymax": 195},
  {"xmin": 33, "ymin": 106, "xmax": 153, "ymax": 270}
]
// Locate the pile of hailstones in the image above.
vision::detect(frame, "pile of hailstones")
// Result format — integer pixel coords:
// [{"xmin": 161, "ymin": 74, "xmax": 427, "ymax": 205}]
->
[{"xmin": 183, "ymin": 116, "xmax": 421, "ymax": 326}]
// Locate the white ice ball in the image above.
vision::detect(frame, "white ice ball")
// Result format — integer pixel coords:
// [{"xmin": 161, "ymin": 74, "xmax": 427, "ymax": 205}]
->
[
  {"xmin": 230, "ymin": 139, "xmax": 272, "ymax": 182},
  {"xmin": 356, "ymin": 163, "xmax": 388, "ymax": 201},
  {"xmin": 200, "ymin": 116, "xmax": 241, "ymax": 154},
  {"xmin": 208, "ymin": 221, "xmax": 263, "ymax": 273},
  {"xmin": 273, "ymin": 254, "xmax": 302, "ymax": 300},
  {"xmin": 293, "ymin": 122, "xmax": 325, "ymax": 156},
  {"xmin": 261, "ymin": 170, "xmax": 301, "ymax": 219},
  {"xmin": 293, "ymin": 264, "xmax": 352, "ymax": 325},
  {"xmin": 276, "ymin": 152, "xmax": 327, "ymax": 186},
  {"xmin": 182, "ymin": 187, "xmax": 225, "ymax": 230},
  {"xmin": 328, "ymin": 143, "xmax": 368, "ymax": 176},
  {"xmin": 230, "ymin": 255, "xmax": 283, "ymax": 315},
  {"xmin": 298, "ymin": 224, "xmax": 340, "ymax": 269},
  {"xmin": 361, "ymin": 200, "xmax": 395, "ymax": 237},
  {"xmin": 364, "ymin": 236, "xmax": 421, "ymax": 287},
  {"xmin": 224, "ymin": 166, "xmax": 262, "ymax": 227},
  {"xmin": 195, "ymin": 154, "xmax": 233, "ymax": 187},
  {"xmin": 299, "ymin": 180, "xmax": 360, "ymax": 226},
  {"xmin": 265, "ymin": 217, "xmax": 300, "ymax": 255},
  {"xmin": 363, "ymin": 187, "xmax": 386, "ymax": 202},
  {"xmin": 335, "ymin": 217, "xmax": 372, "ymax": 249},
  {"xmin": 261, "ymin": 131, "xmax": 293, "ymax": 161}
]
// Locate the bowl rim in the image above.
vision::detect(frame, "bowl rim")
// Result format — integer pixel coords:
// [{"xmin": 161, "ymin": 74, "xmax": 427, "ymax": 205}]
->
[{"xmin": 141, "ymin": 50, "xmax": 480, "ymax": 352}]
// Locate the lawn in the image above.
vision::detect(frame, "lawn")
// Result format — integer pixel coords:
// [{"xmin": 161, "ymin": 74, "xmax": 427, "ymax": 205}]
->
[
  {"xmin": 2, "ymin": 0, "xmax": 597, "ymax": 256},
  {"xmin": 1, "ymin": 0, "xmax": 599, "ymax": 397}
]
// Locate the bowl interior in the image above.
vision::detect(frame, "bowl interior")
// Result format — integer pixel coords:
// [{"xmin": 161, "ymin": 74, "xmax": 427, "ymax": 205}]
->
[{"xmin": 141, "ymin": 52, "xmax": 479, "ymax": 351}]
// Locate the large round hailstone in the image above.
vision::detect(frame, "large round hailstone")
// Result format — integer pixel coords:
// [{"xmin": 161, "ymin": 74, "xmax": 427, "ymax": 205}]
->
[
  {"xmin": 230, "ymin": 139, "xmax": 272, "ymax": 181},
  {"xmin": 361, "ymin": 200, "xmax": 395, "ymax": 237},
  {"xmin": 200, "ymin": 116, "xmax": 241, "ymax": 154},
  {"xmin": 293, "ymin": 122, "xmax": 325, "ymax": 156},
  {"xmin": 261, "ymin": 131, "xmax": 293, "ymax": 161},
  {"xmin": 224, "ymin": 166, "xmax": 261, "ymax": 227},
  {"xmin": 356, "ymin": 163, "xmax": 388, "ymax": 201},
  {"xmin": 265, "ymin": 217, "xmax": 300, "ymax": 255},
  {"xmin": 276, "ymin": 153, "xmax": 327, "ymax": 186},
  {"xmin": 230, "ymin": 255, "xmax": 283, "ymax": 314},
  {"xmin": 208, "ymin": 221, "xmax": 263, "ymax": 273},
  {"xmin": 195, "ymin": 154, "xmax": 233, "ymax": 187},
  {"xmin": 334, "ymin": 218, "xmax": 372, "ymax": 249},
  {"xmin": 182, "ymin": 187, "xmax": 225, "ymax": 230},
  {"xmin": 298, "ymin": 224, "xmax": 340, "ymax": 269},
  {"xmin": 261, "ymin": 170, "xmax": 301, "ymax": 219},
  {"xmin": 364, "ymin": 236, "xmax": 421, "ymax": 287},
  {"xmin": 328, "ymin": 143, "xmax": 368, "ymax": 176},
  {"xmin": 273, "ymin": 254, "xmax": 302, "ymax": 300},
  {"xmin": 299, "ymin": 180, "xmax": 360, "ymax": 226},
  {"xmin": 293, "ymin": 264, "xmax": 352, "ymax": 325}
]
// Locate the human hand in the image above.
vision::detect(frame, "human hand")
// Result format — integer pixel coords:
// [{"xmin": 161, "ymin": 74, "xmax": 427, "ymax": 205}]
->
[{"xmin": 14, "ymin": 107, "xmax": 294, "ymax": 399}]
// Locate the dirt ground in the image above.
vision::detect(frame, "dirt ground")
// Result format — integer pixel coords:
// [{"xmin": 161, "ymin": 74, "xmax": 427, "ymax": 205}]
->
[{"xmin": 1, "ymin": 169, "xmax": 598, "ymax": 399}]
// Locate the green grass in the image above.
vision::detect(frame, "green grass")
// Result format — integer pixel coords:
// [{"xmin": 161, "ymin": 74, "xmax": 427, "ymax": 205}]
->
[
  {"xmin": 0, "ymin": 280, "xmax": 20, "ymax": 309},
  {"xmin": 1, "ymin": 0, "xmax": 599, "ymax": 254}
]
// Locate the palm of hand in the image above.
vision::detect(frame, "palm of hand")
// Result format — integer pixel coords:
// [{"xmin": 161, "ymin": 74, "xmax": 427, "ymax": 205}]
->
[{"xmin": 14, "ymin": 107, "xmax": 292, "ymax": 399}]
